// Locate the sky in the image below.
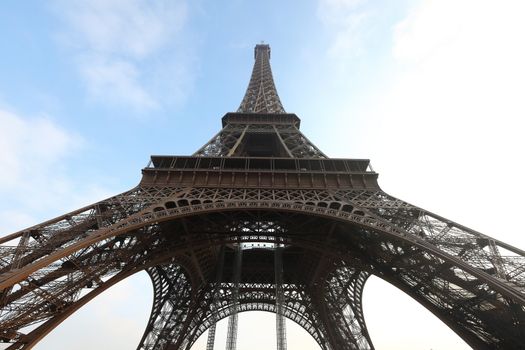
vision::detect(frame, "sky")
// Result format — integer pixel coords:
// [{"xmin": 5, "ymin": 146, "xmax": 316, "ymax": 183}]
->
[{"xmin": 1, "ymin": 0, "xmax": 524, "ymax": 349}]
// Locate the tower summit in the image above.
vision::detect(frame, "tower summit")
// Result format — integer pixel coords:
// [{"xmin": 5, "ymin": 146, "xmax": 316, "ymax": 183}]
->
[
  {"xmin": 1, "ymin": 44, "xmax": 524, "ymax": 350},
  {"xmin": 194, "ymin": 44, "xmax": 325, "ymax": 159},
  {"xmin": 238, "ymin": 43, "xmax": 285, "ymax": 114}
]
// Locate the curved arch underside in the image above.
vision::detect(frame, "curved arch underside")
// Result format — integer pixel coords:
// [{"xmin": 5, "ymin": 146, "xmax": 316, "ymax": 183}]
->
[
  {"xmin": 0, "ymin": 187, "xmax": 524, "ymax": 349},
  {"xmin": 137, "ymin": 262, "xmax": 372, "ymax": 350}
]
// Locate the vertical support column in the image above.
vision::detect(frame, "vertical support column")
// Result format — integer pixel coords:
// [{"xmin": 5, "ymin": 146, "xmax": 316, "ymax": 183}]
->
[
  {"xmin": 206, "ymin": 324, "xmax": 217, "ymax": 350},
  {"xmin": 206, "ymin": 246, "xmax": 226, "ymax": 350},
  {"xmin": 275, "ymin": 246, "xmax": 287, "ymax": 350},
  {"xmin": 225, "ymin": 245, "xmax": 243, "ymax": 350}
]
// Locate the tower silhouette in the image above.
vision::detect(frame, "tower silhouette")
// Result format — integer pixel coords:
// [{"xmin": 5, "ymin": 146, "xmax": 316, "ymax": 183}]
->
[{"xmin": 1, "ymin": 44, "xmax": 524, "ymax": 349}]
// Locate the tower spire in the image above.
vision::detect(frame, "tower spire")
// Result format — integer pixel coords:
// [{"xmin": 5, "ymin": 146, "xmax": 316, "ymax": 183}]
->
[{"xmin": 237, "ymin": 44, "xmax": 286, "ymax": 114}]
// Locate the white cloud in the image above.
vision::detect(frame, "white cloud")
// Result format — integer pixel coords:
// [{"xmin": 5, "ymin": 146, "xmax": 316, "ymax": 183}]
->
[
  {"xmin": 0, "ymin": 211, "xmax": 36, "ymax": 238},
  {"xmin": 0, "ymin": 108, "xmax": 112, "ymax": 236},
  {"xmin": 318, "ymin": 0, "xmax": 368, "ymax": 18},
  {"xmin": 381, "ymin": 0, "xmax": 525, "ymax": 191},
  {"xmin": 339, "ymin": 0, "xmax": 525, "ymax": 250},
  {"xmin": 392, "ymin": 0, "xmax": 466, "ymax": 64},
  {"xmin": 0, "ymin": 109, "xmax": 79, "ymax": 189},
  {"xmin": 317, "ymin": 0, "xmax": 370, "ymax": 58},
  {"xmin": 80, "ymin": 55, "xmax": 158, "ymax": 109},
  {"xmin": 59, "ymin": 0, "xmax": 185, "ymax": 59},
  {"xmin": 54, "ymin": 0, "xmax": 189, "ymax": 111}
]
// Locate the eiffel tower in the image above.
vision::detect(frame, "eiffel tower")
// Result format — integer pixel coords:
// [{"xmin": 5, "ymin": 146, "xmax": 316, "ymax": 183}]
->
[{"xmin": 1, "ymin": 44, "xmax": 524, "ymax": 350}]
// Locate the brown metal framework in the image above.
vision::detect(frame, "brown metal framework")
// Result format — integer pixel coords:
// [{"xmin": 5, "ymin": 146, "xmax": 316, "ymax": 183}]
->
[{"xmin": 1, "ymin": 44, "xmax": 524, "ymax": 349}]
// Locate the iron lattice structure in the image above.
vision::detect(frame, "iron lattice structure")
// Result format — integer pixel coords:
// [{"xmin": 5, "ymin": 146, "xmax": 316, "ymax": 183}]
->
[{"xmin": 1, "ymin": 44, "xmax": 525, "ymax": 350}]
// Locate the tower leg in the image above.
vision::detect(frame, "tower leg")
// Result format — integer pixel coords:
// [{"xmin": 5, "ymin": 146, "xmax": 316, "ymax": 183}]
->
[
  {"xmin": 309, "ymin": 268, "xmax": 373, "ymax": 350},
  {"xmin": 206, "ymin": 246, "xmax": 225, "ymax": 350},
  {"xmin": 275, "ymin": 245, "xmax": 287, "ymax": 350},
  {"xmin": 137, "ymin": 264, "xmax": 194, "ymax": 350},
  {"xmin": 225, "ymin": 245, "xmax": 242, "ymax": 350},
  {"xmin": 325, "ymin": 268, "xmax": 374, "ymax": 350}
]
